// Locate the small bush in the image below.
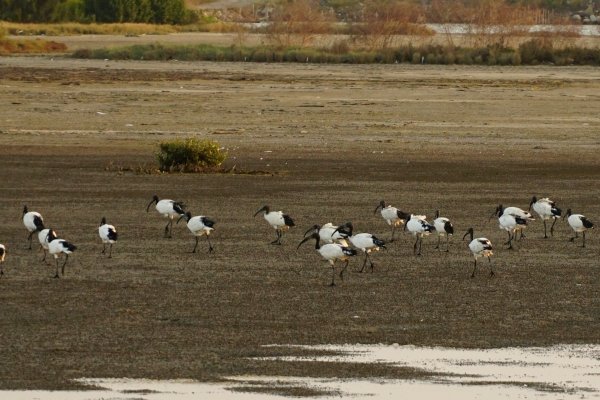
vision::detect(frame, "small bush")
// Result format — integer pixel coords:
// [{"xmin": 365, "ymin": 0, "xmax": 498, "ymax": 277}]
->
[{"xmin": 157, "ymin": 138, "xmax": 227, "ymax": 173}]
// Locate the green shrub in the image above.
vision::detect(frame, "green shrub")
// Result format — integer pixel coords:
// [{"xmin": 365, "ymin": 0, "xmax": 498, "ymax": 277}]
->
[{"xmin": 157, "ymin": 138, "xmax": 227, "ymax": 172}]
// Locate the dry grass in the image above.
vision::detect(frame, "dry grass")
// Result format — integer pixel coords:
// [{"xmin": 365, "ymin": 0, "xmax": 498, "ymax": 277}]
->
[{"xmin": 0, "ymin": 38, "xmax": 67, "ymax": 55}]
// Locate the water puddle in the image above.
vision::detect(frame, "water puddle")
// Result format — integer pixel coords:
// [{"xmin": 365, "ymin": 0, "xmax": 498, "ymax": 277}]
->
[{"xmin": 1, "ymin": 344, "xmax": 598, "ymax": 399}]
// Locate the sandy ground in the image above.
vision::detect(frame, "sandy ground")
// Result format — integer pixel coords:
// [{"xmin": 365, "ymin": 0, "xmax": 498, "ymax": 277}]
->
[{"xmin": 0, "ymin": 55, "xmax": 599, "ymax": 391}]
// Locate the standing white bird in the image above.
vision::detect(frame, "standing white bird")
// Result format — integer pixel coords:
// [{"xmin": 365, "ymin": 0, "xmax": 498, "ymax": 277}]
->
[
  {"xmin": 529, "ymin": 196, "xmax": 562, "ymax": 238},
  {"xmin": 48, "ymin": 236, "xmax": 77, "ymax": 278},
  {"xmin": 564, "ymin": 209, "xmax": 594, "ymax": 247},
  {"xmin": 297, "ymin": 232, "xmax": 357, "ymax": 286},
  {"xmin": 495, "ymin": 206, "xmax": 528, "ymax": 249},
  {"xmin": 404, "ymin": 214, "xmax": 436, "ymax": 256},
  {"xmin": 254, "ymin": 205, "xmax": 295, "ymax": 245},
  {"xmin": 146, "ymin": 195, "xmax": 186, "ymax": 238},
  {"xmin": 177, "ymin": 211, "xmax": 215, "ymax": 253},
  {"xmin": 490, "ymin": 204, "xmax": 533, "ymax": 240},
  {"xmin": 332, "ymin": 227, "xmax": 386, "ymax": 273},
  {"xmin": 304, "ymin": 222, "xmax": 352, "ymax": 246},
  {"xmin": 433, "ymin": 210, "xmax": 454, "ymax": 252},
  {"xmin": 99, "ymin": 217, "xmax": 118, "ymax": 258},
  {"xmin": 23, "ymin": 205, "xmax": 45, "ymax": 249},
  {"xmin": 38, "ymin": 228, "xmax": 58, "ymax": 264},
  {"xmin": 374, "ymin": 200, "xmax": 409, "ymax": 242},
  {"xmin": 463, "ymin": 228, "xmax": 494, "ymax": 278},
  {"xmin": 0, "ymin": 244, "xmax": 5, "ymax": 277}
]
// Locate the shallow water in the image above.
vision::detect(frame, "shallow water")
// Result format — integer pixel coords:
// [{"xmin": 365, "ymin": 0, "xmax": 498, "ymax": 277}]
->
[{"xmin": 1, "ymin": 344, "xmax": 598, "ymax": 399}]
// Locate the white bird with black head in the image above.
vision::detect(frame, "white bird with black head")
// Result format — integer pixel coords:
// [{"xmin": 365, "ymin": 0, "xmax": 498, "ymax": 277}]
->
[
  {"xmin": 463, "ymin": 228, "xmax": 494, "ymax": 278},
  {"xmin": 374, "ymin": 200, "xmax": 409, "ymax": 242},
  {"xmin": 404, "ymin": 214, "xmax": 436, "ymax": 256},
  {"xmin": 178, "ymin": 211, "xmax": 215, "ymax": 253},
  {"xmin": 38, "ymin": 228, "xmax": 58, "ymax": 264},
  {"xmin": 494, "ymin": 206, "xmax": 528, "ymax": 249},
  {"xmin": 0, "ymin": 244, "xmax": 5, "ymax": 277},
  {"xmin": 303, "ymin": 222, "xmax": 352, "ymax": 246},
  {"xmin": 254, "ymin": 205, "xmax": 295, "ymax": 245},
  {"xmin": 564, "ymin": 209, "xmax": 594, "ymax": 248},
  {"xmin": 490, "ymin": 204, "xmax": 533, "ymax": 240},
  {"xmin": 99, "ymin": 217, "xmax": 118, "ymax": 258},
  {"xmin": 47, "ymin": 235, "xmax": 77, "ymax": 278},
  {"xmin": 146, "ymin": 194, "xmax": 186, "ymax": 238},
  {"xmin": 297, "ymin": 232, "xmax": 357, "ymax": 286},
  {"xmin": 529, "ymin": 196, "xmax": 561, "ymax": 238},
  {"xmin": 332, "ymin": 226, "xmax": 386, "ymax": 273},
  {"xmin": 433, "ymin": 210, "xmax": 454, "ymax": 252},
  {"xmin": 22, "ymin": 205, "xmax": 45, "ymax": 249}
]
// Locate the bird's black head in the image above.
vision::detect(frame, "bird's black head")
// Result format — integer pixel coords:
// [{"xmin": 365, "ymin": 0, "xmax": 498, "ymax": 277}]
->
[
  {"xmin": 563, "ymin": 208, "xmax": 572, "ymax": 219},
  {"xmin": 177, "ymin": 211, "xmax": 192, "ymax": 224},
  {"xmin": 489, "ymin": 205, "xmax": 502, "ymax": 221},
  {"xmin": 374, "ymin": 200, "xmax": 386, "ymax": 214},
  {"xmin": 435, "ymin": 210, "xmax": 440, "ymax": 219},
  {"xmin": 100, "ymin": 217, "xmax": 106, "ymax": 226},
  {"xmin": 529, "ymin": 196, "xmax": 538, "ymax": 211},
  {"xmin": 253, "ymin": 205, "xmax": 269, "ymax": 217},
  {"xmin": 463, "ymin": 227, "xmax": 474, "ymax": 241},
  {"xmin": 22, "ymin": 205, "xmax": 28, "ymax": 215},
  {"xmin": 146, "ymin": 195, "xmax": 159, "ymax": 212}
]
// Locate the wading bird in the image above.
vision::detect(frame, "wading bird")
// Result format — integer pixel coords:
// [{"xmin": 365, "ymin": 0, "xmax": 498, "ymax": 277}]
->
[
  {"xmin": 564, "ymin": 209, "xmax": 594, "ymax": 247},
  {"xmin": 254, "ymin": 205, "xmax": 295, "ymax": 245},
  {"xmin": 332, "ymin": 227, "xmax": 386, "ymax": 273},
  {"xmin": 495, "ymin": 206, "xmax": 528, "ymax": 249},
  {"xmin": 490, "ymin": 204, "xmax": 533, "ymax": 240},
  {"xmin": 48, "ymin": 236, "xmax": 77, "ymax": 278},
  {"xmin": 304, "ymin": 222, "xmax": 353, "ymax": 246},
  {"xmin": 374, "ymin": 200, "xmax": 409, "ymax": 242},
  {"xmin": 23, "ymin": 205, "xmax": 44, "ymax": 249},
  {"xmin": 404, "ymin": 214, "xmax": 436, "ymax": 256},
  {"xmin": 297, "ymin": 232, "xmax": 357, "ymax": 286},
  {"xmin": 178, "ymin": 211, "xmax": 215, "ymax": 253},
  {"xmin": 99, "ymin": 217, "xmax": 118, "ymax": 258},
  {"xmin": 0, "ymin": 244, "xmax": 5, "ymax": 277},
  {"xmin": 529, "ymin": 196, "xmax": 561, "ymax": 238},
  {"xmin": 463, "ymin": 228, "xmax": 494, "ymax": 278},
  {"xmin": 146, "ymin": 195, "xmax": 186, "ymax": 238},
  {"xmin": 433, "ymin": 210, "xmax": 454, "ymax": 252},
  {"xmin": 38, "ymin": 228, "xmax": 58, "ymax": 264}
]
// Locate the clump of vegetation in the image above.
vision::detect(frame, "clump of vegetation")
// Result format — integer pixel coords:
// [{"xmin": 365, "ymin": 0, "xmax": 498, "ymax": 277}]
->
[
  {"xmin": 156, "ymin": 138, "xmax": 227, "ymax": 173},
  {"xmin": 0, "ymin": 37, "xmax": 67, "ymax": 55}
]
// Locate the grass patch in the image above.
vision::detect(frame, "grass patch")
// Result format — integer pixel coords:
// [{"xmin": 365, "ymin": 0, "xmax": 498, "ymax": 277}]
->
[
  {"xmin": 71, "ymin": 41, "xmax": 600, "ymax": 66},
  {"xmin": 157, "ymin": 138, "xmax": 227, "ymax": 173},
  {"xmin": 0, "ymin": 38, "xmax": 67, "ymax": 55}
]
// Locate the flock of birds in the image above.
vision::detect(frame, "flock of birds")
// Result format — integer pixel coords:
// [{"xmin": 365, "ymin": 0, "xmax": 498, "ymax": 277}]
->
[{"xmin": 0, "ymin": 195, "xmax": 594, "ymax": 286}]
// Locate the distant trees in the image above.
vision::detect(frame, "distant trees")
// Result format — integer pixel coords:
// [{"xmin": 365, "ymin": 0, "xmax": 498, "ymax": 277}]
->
[{"xmin": 0, "ymin": 0, "xmax": 194, "ymax": 24}]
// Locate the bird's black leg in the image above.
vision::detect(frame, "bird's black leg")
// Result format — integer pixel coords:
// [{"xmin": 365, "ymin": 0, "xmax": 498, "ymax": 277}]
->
[
  {"xmin": 582, "ymin": 231, "xmax": 586, "ymax": 248},
  {"xmin": 435, "ymin": 235, "xmax": 440, "ymax": 250},
  {"xmin": 102, "ymin": 243, "xmax": 106, "ymax": 254},
  {"xmin": 54, "ymin": 258, "xmax": 60, "ymax": 278},
  {"xmin": 61, "ymin": 254, "xmax": 69, "ymax": 276},
  {"xmin": 329, "ymin": 265, "xmax": 336, "ymax": 286},
  {"xmin": 271, "ymin": 230, "xmax": 281, "ymax": 245},
  {"xmin": 413, "ymin": 236, "xmax": 419, "ymax": 255},
  {"xmin": 417, "ymin": 237, "xmax": 423, "ymax": 256},
  {"xmin": 519, "ymin": 230, "xmax": 526, "ymax": 240},
  {"xmin": 108, "ymin": 243, "xmax": 113, "ymax": 258},
  {"xmin": 390, "ymin": 226, "xmax": 396, "ymax": 242},
  {"xmin": 206, "ymin": 235, "xmax": 214, "ymax": 253},
  {"xmin": 27, "ymin": 231, "xmax": 34, "ymax": 250},
  {"xmin": 550, "ymin": 218, "xmax": 557, "ymax": 236},
  {"xmin": 543, "ymin": 220, "xmax": 548, "ymax": 239},
  {"xmin": 504, "ymin": 231, "xmax": 511, "ymax": 245},
  {"xmin": 164, "ymin": 220, "xmax": 171, "ymax": 238},
  {"xmin": 192, "ymin": 237, "xmax": 199, "ymax": 253},
  {"xmin": 40, "ymin": 249, "xmax": 47, "ymax": 262},
  {"xmin": 359, "ymin": 253, "xmax": 367, "ymax": 273},
  {"xmin": 488, "ymin": 257, "xmax": 494, "ymax": 277},
  {"xmin": 445, "ymin": 235, "xmax": 450, "ymax": 252},
  {"xmin": 471, "ymin": 259, "xmax": 477, "ymax": 278},
  {"xmin": 340, "ymin": 260, "xmax": 349, "ymax": 281},
  {"xmin": 367, "ymin": 253, "xmax": 375, "ymax": 272}
]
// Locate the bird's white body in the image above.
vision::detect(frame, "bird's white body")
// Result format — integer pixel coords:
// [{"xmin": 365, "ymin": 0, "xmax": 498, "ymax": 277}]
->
[
  {"xmin": 186, "ymin": 216, "xmax": 214, "ymax": 237},
  {"xmin": 568, "ymin": 214, "xmax": 590, "ymax": 233},
  {"xmin": 433, "ymin": 217, "xmax": 452, "ymax": 236},
  {"xmin": 531, "ymin": 198, "xmax": 559, "ymax": 221},
  {"xmin": 156, "ymin": 199, "xmax": 183, "ymax": 219},
  {"xmin": 316, "ymin": 223, "xmax": 349, "ymax": 244},
  {"xmin": 380, "ymin": 206, "xmax": 405, "ymax": 227},
  {"xmin": 317, "ymin": 243, "xmax": 355, "ymax": 266},
  {"xmin": 0, "ymin": 244, "xmax": 5, "ymax": 262},
  {"xmin": 347, "ymin": 233, "xmax": 383, "ymax": 253},
  {"xmin": 23, "ymin": 211, "xmax": 43, "ymax": 233},
  {"xmin": 99, "ymin": 224, "xmax": 117, "ymax": 244},
  {"xmin": 263, "ymin": 211, "xmax": 289, "ymax": 230},
  {"xmin": 468, "ymin": 238, "xmax": 494, "ymax": 260},
  {"xmin": 48, "ymin": 239, "xmax": 75, "ymax": 258},
  {"xmin": 502, "ymin": 206, "xmax": 534, "ymax": 220},
  {"xmin": 38, "ymin": 228, "xmax": 54, "ymax": 250},
  {"xmin": 406, "ymin": 215, "xmax": 433, "ymax": 237}
]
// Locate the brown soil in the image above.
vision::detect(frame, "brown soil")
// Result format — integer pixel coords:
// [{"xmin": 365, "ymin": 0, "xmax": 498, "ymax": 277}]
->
[{"xmin": 0, "ymin": 56, "xmax": 598, "ymax": 390}]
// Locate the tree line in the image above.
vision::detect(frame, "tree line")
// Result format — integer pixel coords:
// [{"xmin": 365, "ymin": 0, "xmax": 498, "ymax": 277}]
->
[{"xmin": 0, "ymin": 0, "xmax": 195, "ymax": 24}]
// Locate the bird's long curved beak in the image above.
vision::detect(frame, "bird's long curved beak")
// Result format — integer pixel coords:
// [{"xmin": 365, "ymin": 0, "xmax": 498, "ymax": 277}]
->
[
  {"xmin": 253, "ymin": 207, "xmax": 265, "ymax": 218},
  {"xmin": 304, "ymin": 225, "xmax": 318, "ymax": 237},
  {"xmin": 374, "ymin": 204, "xmax": 382, "ymax": 214},
  {"xmin": 146, "ymin": 199, "xmax": 155, "ymax": 212},
  {"xmin": 462, "ymin": 231, "xmax": 469, "ymax": 241},
  {"xmin": 177, "ymin": 215, "xmax": 184, "ymax": 224},
  {"xmin": 297, "ymin": 235, "xmax": 312, "ymax": 250}
]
